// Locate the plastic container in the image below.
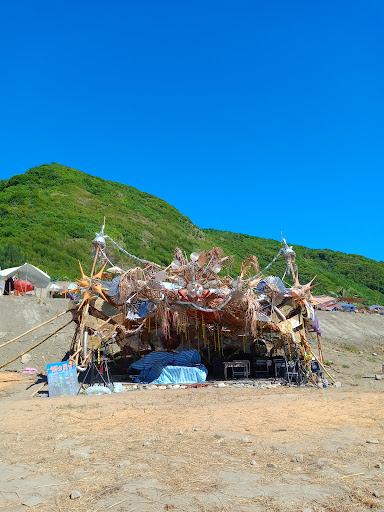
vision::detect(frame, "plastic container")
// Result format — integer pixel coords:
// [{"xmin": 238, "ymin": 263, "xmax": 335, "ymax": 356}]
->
[
  {"xmin": 85, "ymin": 385, "xmax": 111, "ymax": 396},
  {"xmin": 323, "ymin": 379, "xmax": 328, "ymax": 388},
  {"xmin": 113, "ymin": 383, "xmax": 126, "ymax": 393}
]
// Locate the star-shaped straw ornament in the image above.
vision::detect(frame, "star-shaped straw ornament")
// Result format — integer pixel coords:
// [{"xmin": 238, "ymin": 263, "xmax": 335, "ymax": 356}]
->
[{"xmin": 70, "ymin": 260, "xmax": 110, "ymax": 310}]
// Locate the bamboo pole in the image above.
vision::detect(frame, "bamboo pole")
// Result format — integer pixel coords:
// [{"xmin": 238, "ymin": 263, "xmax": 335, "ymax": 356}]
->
[
  {"xmin": 308, "ymin": 348, "xmax": 335, "ymax": 383},
  {"xmin": 90, "ymin": 247, "xmax": 100, "ymax": 278},
  {"xmin": 31, "ymin": 382, "xmax": 47, "ymax": 397},
  {"xmin": 0, "ymin": 311, "xmax": 68, "ymax": 350},
  {"xmin": 317, "ymin": 332, "xmax": 324, "ymax": 362},
  {"xmin": 0, "ymin": 320, "xmax": 72, "ymax": 370}
]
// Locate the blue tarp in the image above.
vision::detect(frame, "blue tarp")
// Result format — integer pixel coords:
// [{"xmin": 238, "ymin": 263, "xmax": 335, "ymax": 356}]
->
[
  {"xmin": 339, "ymin": 302, "xmax": 356, "ymax": 311},
  {"xmin": 130, "ymin": 350, "xmax": 207, "ymax": 384},
  {"xmin": 152, "ymin": 365, "xmax": 208, "ymax": 384}
]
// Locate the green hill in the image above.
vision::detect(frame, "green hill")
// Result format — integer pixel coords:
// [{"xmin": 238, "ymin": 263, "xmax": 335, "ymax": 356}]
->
[{"xmin": 0, "ymin": 163, "xmax": 383, "ymax": 305}]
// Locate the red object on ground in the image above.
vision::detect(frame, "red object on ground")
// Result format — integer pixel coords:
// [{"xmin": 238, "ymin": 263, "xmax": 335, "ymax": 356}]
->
[
  {"xmin": 186, "ymin": 383, "xmax": 211, "ymax": 388},
  {"xmin": 14, "ymin": 279, "xmax": 34, "ymax": 292}
]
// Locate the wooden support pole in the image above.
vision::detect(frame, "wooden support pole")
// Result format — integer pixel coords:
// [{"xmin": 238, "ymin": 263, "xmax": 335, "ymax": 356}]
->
[
  {"xmin": 90, "ymin": 246, "xmax": 100, "ymax": 279},
  {"xmin": 0, "ymin": 321, "xmax": 72, "ymax": 370},
  {"xmin": 0, "ymin": 311, "xmax": 68, "ymax": 350},
  {"xmin": 31, "ymin": 382, "xmax": 47, "ymax": 397},
  {"xmin": 316, "ymin": 333, "xmax": 324, "ymax": 363},
  {"xmin": 308, "ymin": 348, "xmax": 335, "ymax": 383},
  {"xmin": 75, "ymin": 302, "xmax": 89, "ymax": 367}
]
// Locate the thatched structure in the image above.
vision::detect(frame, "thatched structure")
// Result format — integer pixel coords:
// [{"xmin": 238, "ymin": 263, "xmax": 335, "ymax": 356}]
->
[{"xmin": 67, "ymin": 225, "xmax": 326, "ymax": 383}]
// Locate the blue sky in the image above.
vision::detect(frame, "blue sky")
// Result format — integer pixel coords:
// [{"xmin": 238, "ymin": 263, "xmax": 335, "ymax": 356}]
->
[{"xmin": 0, "ymin": 1, "xmax": 383, "ymax": 261}]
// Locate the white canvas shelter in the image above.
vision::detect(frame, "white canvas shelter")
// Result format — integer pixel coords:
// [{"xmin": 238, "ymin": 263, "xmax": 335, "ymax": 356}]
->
[
  {"xmin": 0, "ymin": 263, "xmax": 51, "ymax": 288},
  {"xmin": 47, "ymin": 282, "xmax": 63, "ymax": 291},
  {"xmin": 106, "ymin": 266, "xmax": 123, "ymax": 274}
]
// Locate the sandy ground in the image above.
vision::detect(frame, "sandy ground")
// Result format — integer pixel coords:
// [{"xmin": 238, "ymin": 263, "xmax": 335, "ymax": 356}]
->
[
  {"xmin": 1, "ymin": 300, "xmax": 384, "ymax": 511},
  {"xmin": 0, "ymin": 385, "xmax": 384, "ymax": 512},
  {"xmin": 0, "ymin": 298, "xmax": 72, "ymax": 374}
]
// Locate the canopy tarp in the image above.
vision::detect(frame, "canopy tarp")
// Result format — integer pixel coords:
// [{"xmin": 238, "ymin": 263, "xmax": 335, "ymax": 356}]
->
[
  {"xmin": 338, "ymin": 296, "xmax": 365, "ymax": 304},
  {"xmin": 14, "ymin": 279, "xmax": 34, "ymax": 292},
  {"xmin": 0, "ymin": 263, "xmax": 50, "ymax": 288},
  {"xmin": 311, "ymin": 295, "xmax": 337, "ymax": 306},
  {"xmin": 48, "ymin": 282, "xmax": 63, "ymax": 291},
  {"xmin": 339, "ymin": 302, "xmax": 356, "ymax": 311},
  {"xmin": 130, "ymin": 350, "xmax": 203, "ymax": 383}
]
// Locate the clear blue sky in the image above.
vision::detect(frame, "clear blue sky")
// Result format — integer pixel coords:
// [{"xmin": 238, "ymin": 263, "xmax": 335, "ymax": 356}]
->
[{"xmin": 0, "ymin": 1, "xmax": 383, "ymax": 261}]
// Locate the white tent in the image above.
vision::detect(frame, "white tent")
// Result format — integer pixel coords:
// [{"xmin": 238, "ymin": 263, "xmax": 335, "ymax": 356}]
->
[
  {"xmin": 106, "ymin": 266, "xmax": 123, "ymax": 274},
  {"xmin": 47, "ymin": 282, "xmax": 63, "ymax": 292},
  {"xmin": 0, "ymin": 263, "xmax": 51, "ymax": 288}
]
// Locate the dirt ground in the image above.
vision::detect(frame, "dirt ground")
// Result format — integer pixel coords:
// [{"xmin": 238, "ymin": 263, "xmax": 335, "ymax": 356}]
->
[
  {"xmin": 0, "ymin": 383, "xmax": 384, "ymax": 512},
  {"xmin": 1, "ymin": 300, "xmax": 384, "ymax": 511}
]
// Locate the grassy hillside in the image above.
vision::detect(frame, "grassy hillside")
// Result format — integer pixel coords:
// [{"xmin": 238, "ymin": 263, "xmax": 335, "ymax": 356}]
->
[
  {"xmin": 204, "ymin": 230, "xmax": 384, "ymax": 305},
  {"xmin": 0, "ymin": 163, "xmax": 383, "ymax": 305},
  {"xmin": 0, "ymin": 163, "xmax": 212, "ymax": 276}
]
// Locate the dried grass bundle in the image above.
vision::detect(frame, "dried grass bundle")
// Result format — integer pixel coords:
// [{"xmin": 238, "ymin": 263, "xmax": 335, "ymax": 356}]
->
[
  {"xmin": 247, "ymin": 276, "xmax": 263, "ymax": 289},
  {"xmin": 165, "ymin": 289, "xmax": 179, "ymax": 302},
  {"xmin": 206, "ymin": 298, "xmax": 225, "ymax": 309},
  {"xmin": 243, "ymin": 291, "xmax": 261, "ymax": 336},
  {"xmin": 240, "ymin": 255, "xmax": 260, "ymax": 279},
  {"xmin": 197, "ymin": 251, "xmax": 208, "ymax": 266},
  {"xmin": 118, "ymin": 267, "xmax": 145, "ymax": 302},
  {"xmin": 182, "ymin": 266, "xmax": 196, "ymax": 284},
  {"xmin": 171, "ymin": 310, "xmax": 181, "ymax": 331},
  {"xmin": 155, "ymin": 302, "xmax": 171, "ymax": 339},
  {"xmin": 206, "ymin": 247, "xmax": 223, "ymax": 265},
  {"xmin": 174, "ymin": 247, "xmax": 188, "ymax": 266},
  {"xmin": 219, "ymin": 255, "xmax": 234, "ymax": 266}
]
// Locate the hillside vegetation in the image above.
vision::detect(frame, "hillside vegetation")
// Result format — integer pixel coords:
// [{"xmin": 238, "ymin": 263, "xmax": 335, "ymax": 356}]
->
[{"xmin": 0, "ymin": 163, "xmax": 383, "ymax": 305}]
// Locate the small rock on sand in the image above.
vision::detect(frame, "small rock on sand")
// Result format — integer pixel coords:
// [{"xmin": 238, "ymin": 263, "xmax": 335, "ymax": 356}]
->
[
  {"xmin": 366, "ymin": 440, "xmax": 379, "ymax": 444},
  {"xmin": 291, "ymin": 454, "xmax": 304, "ymax": 462},
  {"xmin": 22, "ymin": 496, "xmax": 45, "ymax": 507},
  {"xmin": 238, "ymin": 437, "xmax": 252, "ymax": 444},
  {"xmin": 21, "ymin": 354, "xmax": 32, "ymax": 364},
  {"xmin": 69, "ymin": 446, "xmax": 92, "ymax": 459},
  {"xmin": 118, "ymin": 460, "xmax": 131, "ymax": 467},
  {"xmin": 267, "ymin": 463, "xmax": 277, "ymax": 468},
  {"xmin": 70, "ymin": 490, "xmax": 81, "ymax": 499}
]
